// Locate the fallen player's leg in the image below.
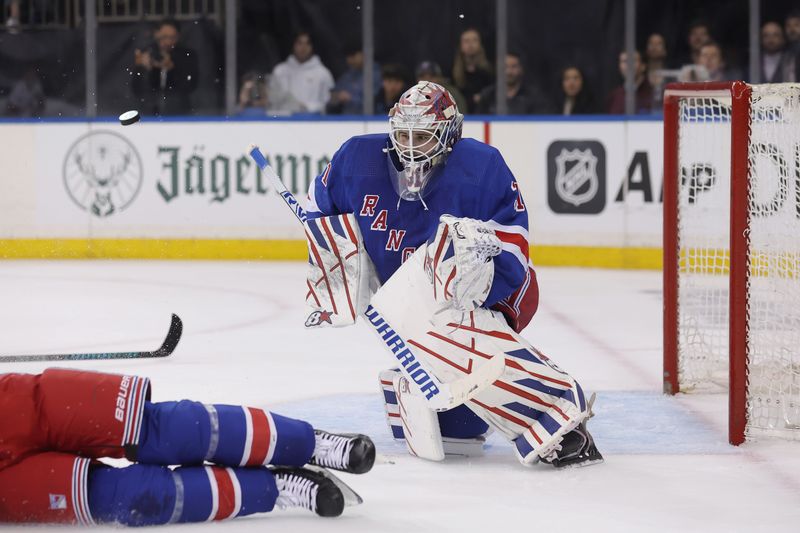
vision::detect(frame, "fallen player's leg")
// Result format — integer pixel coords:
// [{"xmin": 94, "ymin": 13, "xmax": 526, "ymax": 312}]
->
[
  {"xmin": 135, "ymin": 400, "xmax": 376, "ymax": 475},
  {"xmin": 0, "ymin": 369, "xmax": 374, "ymax": 525}
]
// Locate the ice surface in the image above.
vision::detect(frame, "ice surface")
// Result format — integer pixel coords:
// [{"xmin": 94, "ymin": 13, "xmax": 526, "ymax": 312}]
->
[{"xmin": 1, "ymin": 261, "xmax": 798, "ymax": 532}]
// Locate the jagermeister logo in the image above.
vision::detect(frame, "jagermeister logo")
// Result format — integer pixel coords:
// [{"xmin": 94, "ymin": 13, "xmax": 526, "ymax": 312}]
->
[
  {"xmin": 63, "ymin": 131, "xmax": 143, "ymax": 217},
  {"xmin": 155, "ymin": 146, "xmax": 331, "ymax": 203}
]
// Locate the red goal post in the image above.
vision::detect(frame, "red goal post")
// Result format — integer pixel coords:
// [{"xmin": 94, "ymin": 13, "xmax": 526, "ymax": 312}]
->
[{"xmin": 663, "ymin": 81, "xmax": 800, "ymax": 445}]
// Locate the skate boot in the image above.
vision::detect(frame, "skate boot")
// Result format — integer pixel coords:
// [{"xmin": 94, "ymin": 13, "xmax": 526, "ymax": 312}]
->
[
  {"xmin": 272, "ymin": 467, "xmax": 345, "ymax": 517},
  {"xmin": 541, "ymin": 420, "xmax": 603, "ymax": 468},
  {"xmin": 310, "ymin": 430, "xmax": 376, "ymax": 474}
]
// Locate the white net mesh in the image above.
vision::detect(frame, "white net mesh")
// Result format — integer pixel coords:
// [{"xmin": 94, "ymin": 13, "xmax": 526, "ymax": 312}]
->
[
  {"xmin": 675, "ymin": 83, "xmax": 800, "ymax": 440},
  {"xmin": 676, "ymin": 94, "xmax": 732, "ymax": 391},
  {"xmin": 745, "ymin": 85, "xmax": 800, "ymax": 437}
]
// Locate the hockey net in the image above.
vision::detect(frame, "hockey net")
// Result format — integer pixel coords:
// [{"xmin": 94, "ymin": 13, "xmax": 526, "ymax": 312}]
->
[{"xmin": 663, "ymin": 82, "xmax": 800, "ymax": 444}]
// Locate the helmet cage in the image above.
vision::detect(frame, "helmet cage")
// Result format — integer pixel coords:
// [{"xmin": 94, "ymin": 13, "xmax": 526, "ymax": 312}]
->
[{"xmin": 387, "ymin": 81, "xmax": 463, "ymax": 201}]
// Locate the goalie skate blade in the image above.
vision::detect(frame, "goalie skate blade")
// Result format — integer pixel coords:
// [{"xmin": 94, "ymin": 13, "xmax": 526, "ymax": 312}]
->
[
  {"xmin": 305, "ymin": 466, "xmax": 364, "ymax": 507},
  {"xmin": 553, "ymin": 456, "xmax": 605, "ymax": 469}
]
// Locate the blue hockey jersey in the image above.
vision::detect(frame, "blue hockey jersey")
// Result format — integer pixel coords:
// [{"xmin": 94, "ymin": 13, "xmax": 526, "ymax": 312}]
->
[{"xmin": 306, "ymin": 133, "xmax": 538, "ymax": 332}]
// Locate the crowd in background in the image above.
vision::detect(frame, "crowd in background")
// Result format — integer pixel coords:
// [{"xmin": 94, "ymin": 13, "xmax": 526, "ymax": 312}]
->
[
  {"xmin": 241, "ymin": 11, "xmax": 800, "ymax": 117},
  {"xmin": 2, "ymin": 1, "xmax": 800, "ymax": 118}
]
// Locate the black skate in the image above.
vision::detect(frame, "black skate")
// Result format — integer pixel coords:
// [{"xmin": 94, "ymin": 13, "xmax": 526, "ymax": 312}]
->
[
  {"xmin": 310, "ymin": 430, "xmax": 376, "ymax": 474},
  {"xmin": 272, "ymin": 467, "xmax": 345, "ymax": 517},
  {"xmin": 541, "ymin": 421, "xmax": 604, "ymax": 468}
]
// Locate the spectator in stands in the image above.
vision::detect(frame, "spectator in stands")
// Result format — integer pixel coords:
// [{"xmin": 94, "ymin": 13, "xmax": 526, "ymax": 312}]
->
[
  {"xmin": 760, "ymin": 21, "xmax": 794, "ymax": 83},
  {"xmin": 645, "ymin": 33, "xmax": 671, "ymax": 110},
  {"xmin": 785, "ymin": 10, "xmax": 800, "ymax": 81},
  {"xmin": 685, "ymin": 20, "xmax": 712, "ymax": 65},
  {"xmin": 555, "ymin": 65, "xmax": 596, "ymax": 115},
  {"xmin": 326, "ymin": 43, "xmax": 380, "ymax": 115},
  {"xmin": 237, "ymin": 70, "xmax": 268, "ymax": 117},
  {"xmin": 374, "ymin": 63, "xmax": 410, "ymax": 115},
  {"xmin": 645, "ymin": 33, "xmax": 668, "ymax": 89},
  {"xmin": 414, "ymin": 60, "xmax": 467, "ymax": 112},
  {"xmin": 268, "ymin": 30, "xmax": 334, "ymax": 115},
  {"xmin": 452, "ymin": 28, "xmax": 493, "ymax": 113},
  {"xmin": 131, "ymin": 19, "xmax": 198, "ymax": 116},
  {"xmin": 786, "ymin": 10, "xmax": 800, "ymax": 51},
  {"xmin": 4, "ymin": 0, "xmax": 20, "ymax": 33},
  {"xmin": 5, "ymin": 67, "xmax": 44, "ymax": 117},
  {"xmin": 606, "ymin": 50, "xmax": 653, "ymax": 115},
  {"xmin": 476, "ymin": 52, "xmax": 553, "ymax": 114},
  {"xmin": 697, "ymin": 41, "xmax": 741, "ymax": 82}
]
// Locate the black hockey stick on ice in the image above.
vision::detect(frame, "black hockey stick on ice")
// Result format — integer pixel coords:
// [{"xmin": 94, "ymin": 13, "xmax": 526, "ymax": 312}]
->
[
  {"xmin": 0, "ymin": 314, "xmax": 183, "ymax": 363},
  {"xmin": 248, "ymin": 145, "xmax": 504, "ymax": 411}
]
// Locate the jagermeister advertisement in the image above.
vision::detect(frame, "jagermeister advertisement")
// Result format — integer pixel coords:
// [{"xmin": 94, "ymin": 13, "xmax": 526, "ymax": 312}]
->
[{"xmin": 35, "ymin": 122, "xmax": 364, "ymax": 238}]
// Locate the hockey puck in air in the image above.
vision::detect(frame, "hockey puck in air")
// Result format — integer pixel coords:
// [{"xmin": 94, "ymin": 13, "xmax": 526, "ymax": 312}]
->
[{"xmin": 119, "ymin": 110, "xmax": 140, "ymax": 126}]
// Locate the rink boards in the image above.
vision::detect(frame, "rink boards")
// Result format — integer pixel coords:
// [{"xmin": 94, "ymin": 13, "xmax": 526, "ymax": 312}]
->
[{"xmin": 0, "ymin": 117, "xmax": 664, "ymax": 268}]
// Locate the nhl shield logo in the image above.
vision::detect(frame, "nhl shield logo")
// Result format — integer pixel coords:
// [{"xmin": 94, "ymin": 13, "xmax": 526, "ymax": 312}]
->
[
  {"xmin": 62, "ymin": 131, "xmax": 143, "ymax": 218},
  {"xmin": 554, "ymin": 148, "xmax": 598, "ymax": 206},
  {"xmin": 547, "ymin": 141, "xmax": 606, "ymax": 214}
]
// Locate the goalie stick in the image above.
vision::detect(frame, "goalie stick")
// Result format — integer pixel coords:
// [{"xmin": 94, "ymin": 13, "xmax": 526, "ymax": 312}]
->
[
  {"xmin": 248, "ymin": 145, "xmax": 504, "ymax": 411},
  {"xmin": 0, "ymin": 314, "xmax": 183, "ymax": 363}
]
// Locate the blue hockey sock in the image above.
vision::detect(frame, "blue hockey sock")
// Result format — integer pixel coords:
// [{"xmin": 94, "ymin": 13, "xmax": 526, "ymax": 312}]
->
[
  {"xmin": 269, "ymin": 412, "xmax": 316, "ymax": 466},
  {"xmin": 88, "ymin": 464, "xmax": 177, "ymax": 526},
  {"xmin": 206, "ymin": 406, "xmax": 315, "ymax": 467},
  {"xmin": 136, "ymin": 401, "xmax": 315, "ymax": 467},
  {"xmin": 135, "ymin": 401, "xmax": 211, "ymax": 465},
  {"xmin": 172, "ymin": 465, "xmax": 277, "ymax": 522},
  {"xmin": 88, "ymin": 463, "xmax": 277, "ymax": 525}
]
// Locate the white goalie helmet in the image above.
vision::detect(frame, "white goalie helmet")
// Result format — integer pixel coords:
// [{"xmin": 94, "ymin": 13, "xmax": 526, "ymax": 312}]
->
[{"xmin": 387, "ymin": 81, "xmax": 464, "ymax": 202}]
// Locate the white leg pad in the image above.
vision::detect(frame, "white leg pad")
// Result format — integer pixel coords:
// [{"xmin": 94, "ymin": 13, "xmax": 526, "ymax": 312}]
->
[
  {"xmin": 393, "ymin": 373, "xmax": 445, "ymax": 461},
  {"xmin": 379, "ymin": 368, "xmax": 487, "ymax": 459},
  {"xmin": 373, "ymin": 247, "xmax": 591, "ymax": 464}
]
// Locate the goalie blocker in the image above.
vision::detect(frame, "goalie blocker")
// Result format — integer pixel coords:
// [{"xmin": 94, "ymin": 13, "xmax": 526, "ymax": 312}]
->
[{"xmin": 303, "ymin": 213, "xmax": 377, "ymax": 328}]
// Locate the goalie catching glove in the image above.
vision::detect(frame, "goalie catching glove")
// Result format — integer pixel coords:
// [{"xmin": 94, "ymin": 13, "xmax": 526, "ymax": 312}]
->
[
  {"xmin": 304, "ymin": 213, "xmax": 378, "ymax": 328},
  {"xmin": 424, "ymin": 215, "xmax": 502, "ymax": 312}
]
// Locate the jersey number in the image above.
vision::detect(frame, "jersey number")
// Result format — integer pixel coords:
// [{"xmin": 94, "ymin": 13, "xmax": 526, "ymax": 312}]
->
[{"xmin": 511, "ymin": 181, "xmax": 526, "ymax": 212}]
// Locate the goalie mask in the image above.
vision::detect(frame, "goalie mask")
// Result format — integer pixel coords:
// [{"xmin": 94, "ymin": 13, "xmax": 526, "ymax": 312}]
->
[{"xmin": 387, "ymin": 81, "xmax": 464, "ymax": 202}]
